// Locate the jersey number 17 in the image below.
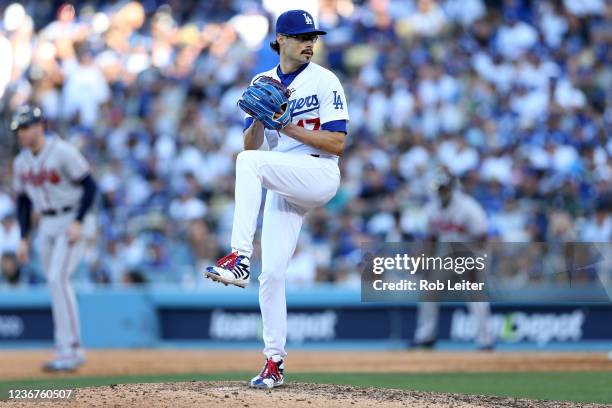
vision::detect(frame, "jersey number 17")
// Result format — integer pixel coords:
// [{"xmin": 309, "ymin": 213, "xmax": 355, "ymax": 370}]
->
[{"xmin": 296, "ymin": 118, "xmax": 320, "ymax": 130}]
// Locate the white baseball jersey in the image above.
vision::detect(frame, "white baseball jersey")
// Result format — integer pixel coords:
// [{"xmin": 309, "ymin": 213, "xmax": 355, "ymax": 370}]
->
[
  {"xmin": 246, "ymin": 62, "xmax": 349, "ymax": 158},
  {"xmin": 13, "ymin": 135, "xmax": 89, "ymax": 212},
  {"xmin": 426, "ymin": 191, "xmax": 488, "ymax": 241}
]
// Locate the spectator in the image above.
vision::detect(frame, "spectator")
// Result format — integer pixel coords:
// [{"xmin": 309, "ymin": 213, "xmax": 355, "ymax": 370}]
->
[
  {"xmin": 1, "ymin": 253, "xmax": 21, "ymax": 286},
  {"xmin": 62, "ymin": 43, "xmax": 110, "ymax": 128},
  {"xmin": 0, "ymin": 213, "xmax": 20, "ymax": 255},
  {"xmin": 443, "ymin": 0, "xmax": 486, "ymax": 27},
  {"xmin": 122, "ymin": 270, "xmax": 147, "ymax": 286},
  {"xmin": 496, "ymin": 10, "xmax": 538, "ymax": 60},
  {"xmin": 0, "ymin": 0, "xmax": 608, "ymax": 288},
  {"xmin": 405, "ymin": 0, "xmax": 449, "ymax": 38}
]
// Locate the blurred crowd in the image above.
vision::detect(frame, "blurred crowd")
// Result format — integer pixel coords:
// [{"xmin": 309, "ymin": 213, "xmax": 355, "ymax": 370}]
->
[{"xmin": 0, "ymin": 0, "xmax": 610, "ymax": 288}]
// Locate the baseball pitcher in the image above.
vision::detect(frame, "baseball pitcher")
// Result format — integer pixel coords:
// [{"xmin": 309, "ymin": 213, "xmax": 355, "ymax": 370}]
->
[
  {"xmin": 204, "ymin": 10, "xmax": 348, "ymax": 388},
  {"xmin": 12, "ymin": 105, "xmax": 97, "ymax": 372}
]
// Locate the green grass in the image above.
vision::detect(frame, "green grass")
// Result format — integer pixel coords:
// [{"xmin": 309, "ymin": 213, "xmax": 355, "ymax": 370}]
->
[{"xmin": 1, "ymin": 371, "xmax": 611, "ymax": 404}]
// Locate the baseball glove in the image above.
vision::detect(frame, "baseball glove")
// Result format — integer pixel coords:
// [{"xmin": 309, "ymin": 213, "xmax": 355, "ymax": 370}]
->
[{"xmin": 238, "ymin": 76, "xmax": 292, "ymax": 130}]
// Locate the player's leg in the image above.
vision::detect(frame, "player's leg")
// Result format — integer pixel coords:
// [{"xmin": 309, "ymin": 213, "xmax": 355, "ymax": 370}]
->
[
  {"xmin": 43, "ymin": 234, "xmax": 86, "ymax": 371},
  {"xmin": 44, "ymin": 236, "xmax": 70, "ymax": 356},
  {"xmin": 232, "ymin": 150, "xmax": 338, "ymax": 256},
  {"xmin": 413, "ymin": 301, "xmax": 440, "ymax": 348},
  {"xmin": 39, "ymin": 234, "xmax": 58, "ymax": 357},
  {"xmin": 250, "ymin": 191, "xmax": 306, "ymax": 388},
  {"xmin": 205, "ymin": 151, "xmax": 339, "ymax": 287},
  {"xmin": 260, "ymin": 191, "xmax": 306, "ymax": 358},
  {"xmin": 62, "ymin": 237, "xmax": 86, "ymax": 351},
  {"xmin": 468, "ymin": 301, "xmax": 493, "ymax": 349},
  {"xmin": 40, "ymin": 235, "xmax": 54, "ymax": 274}
]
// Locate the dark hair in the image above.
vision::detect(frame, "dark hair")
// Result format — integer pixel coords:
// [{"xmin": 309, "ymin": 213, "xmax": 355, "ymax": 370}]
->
[
  {"xmin": 269, "ymin": 40, "xmax": 280, "ymax": 54},
  {"xmin": 1, "ymin": 252, "xmax": 20, "ymax": 285},
  {"xmin": 124, "ymin": 270, "xmax": 147, "ymax": 285}
]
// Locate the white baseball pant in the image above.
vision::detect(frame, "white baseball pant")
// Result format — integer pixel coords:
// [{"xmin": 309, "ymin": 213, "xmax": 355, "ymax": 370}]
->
[
  {"xmin": 39, "ymin": 212, "xmax": 86, "ymax": 356},
  {"xmin": 230, "ymin": 150, "xmax": 340, "ymax": 358}
]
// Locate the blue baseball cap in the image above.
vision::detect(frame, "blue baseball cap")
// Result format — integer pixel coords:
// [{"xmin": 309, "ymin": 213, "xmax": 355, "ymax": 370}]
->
[{"xmin": 276, "ymin": 10, "xmax": 327, "ymax": 36}]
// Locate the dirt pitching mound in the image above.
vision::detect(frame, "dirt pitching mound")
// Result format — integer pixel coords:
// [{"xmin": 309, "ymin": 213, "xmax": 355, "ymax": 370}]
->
[{"xmin": 4, "ymin": 381, "xmax": 609, "ymax": 408}]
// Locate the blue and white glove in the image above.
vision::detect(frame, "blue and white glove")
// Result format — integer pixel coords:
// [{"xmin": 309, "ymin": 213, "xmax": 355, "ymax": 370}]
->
[{"xmin": 238, "ymin": 76, "xmax": 292, "ymax": 131}]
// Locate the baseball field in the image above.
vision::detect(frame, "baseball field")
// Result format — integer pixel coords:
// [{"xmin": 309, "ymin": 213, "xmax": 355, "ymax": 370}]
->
[{"xmin": 1, "ymin": 350, "xmax": 612, "ymax": 407}]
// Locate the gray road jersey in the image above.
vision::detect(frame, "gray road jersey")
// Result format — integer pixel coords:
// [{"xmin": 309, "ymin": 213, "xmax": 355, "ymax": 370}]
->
[
  {"xmin": 13, "ymin": 136, "xmax": 90, "ymax": 213},
  {"xmin": 426, "ymin": 191, "xmax": 488, "ymax": 241}
]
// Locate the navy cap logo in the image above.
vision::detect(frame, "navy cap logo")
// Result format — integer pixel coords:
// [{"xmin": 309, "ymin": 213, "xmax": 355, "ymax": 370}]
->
[{"xmin": 276, "ymin": 9, "xmax": 327, "ymax": 36}]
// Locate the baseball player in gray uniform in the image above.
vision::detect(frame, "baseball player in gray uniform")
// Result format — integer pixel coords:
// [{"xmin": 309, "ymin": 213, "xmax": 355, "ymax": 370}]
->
[
  {"xmin": 412, "ymin": 171, "xmax": 493, "ymax": 350},
  {"xmin": 204, "ymin": 10, "xmax": 348, "ymax": 388},
  {"xmin": 12, "ymin": 105, "xmax": 97, "ymax": 372}
]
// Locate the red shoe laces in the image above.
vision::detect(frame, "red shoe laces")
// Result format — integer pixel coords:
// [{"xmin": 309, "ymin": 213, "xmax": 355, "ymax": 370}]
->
[
  {"xmin": 261, "ymin": 359, "xmax": 281, "ymax": 380},
  {"xmin": 216, "ymin": 252, "xmax": 238, "ymax": 268}
]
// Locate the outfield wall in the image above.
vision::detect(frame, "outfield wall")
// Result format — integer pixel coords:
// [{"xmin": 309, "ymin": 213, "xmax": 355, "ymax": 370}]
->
[{"xmin": 0, "ymin": 287, "xmax": 611, "ymax": 350}]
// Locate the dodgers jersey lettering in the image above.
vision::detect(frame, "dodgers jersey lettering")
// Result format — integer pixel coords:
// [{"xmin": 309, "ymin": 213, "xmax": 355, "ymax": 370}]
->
[
  {"xmin": 245, "ymin": 62, "xmax": 349, "ymax": 157},
  {"xmin": 13, "ymin": 135, "xmax": 90, "ymax": 212}
]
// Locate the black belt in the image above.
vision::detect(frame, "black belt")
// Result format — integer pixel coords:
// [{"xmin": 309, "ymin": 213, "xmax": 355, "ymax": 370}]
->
[
  {"xmin": 41, "ymin": 206, "xmax": 73, "ymax": 216},
  {"xmin": 310, "ymin": 154, "xmax": 320, "ymax": 157}
]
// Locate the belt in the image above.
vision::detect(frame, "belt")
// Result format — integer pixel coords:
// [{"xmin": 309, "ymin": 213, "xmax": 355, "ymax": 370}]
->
[
  {"xmin": 310, "ymin": 154, "xmax": 335, "ymax": 159},
  {"xmin": 41, "ymin": 206, "xmax": 73, "ymax": 216}
]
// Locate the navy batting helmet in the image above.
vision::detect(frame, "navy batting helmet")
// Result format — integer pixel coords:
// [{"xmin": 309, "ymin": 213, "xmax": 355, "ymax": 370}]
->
[{"xmin": 10, "ymin": 105, "xmax": 44, "ymax": 132}]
